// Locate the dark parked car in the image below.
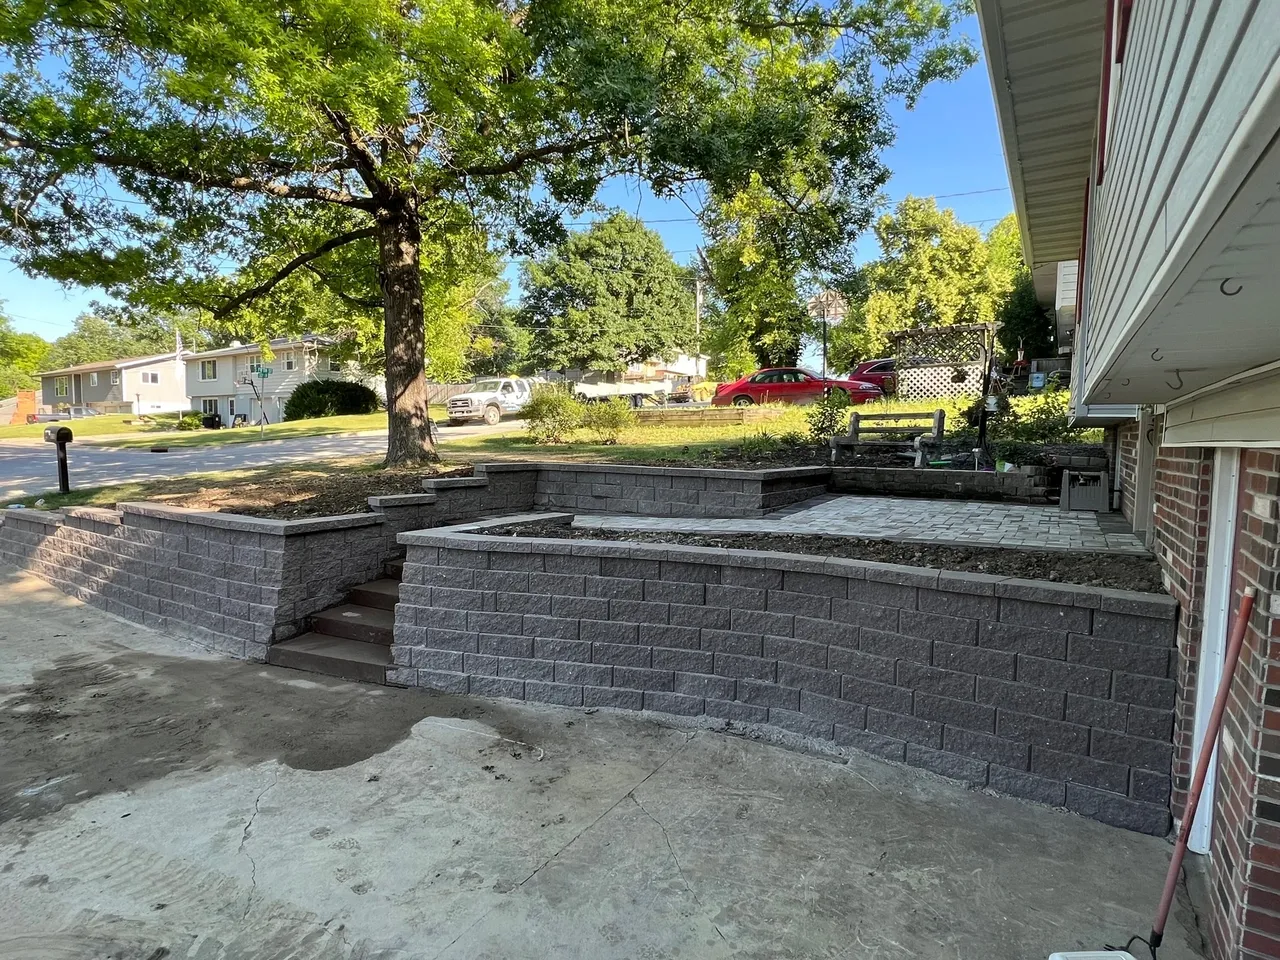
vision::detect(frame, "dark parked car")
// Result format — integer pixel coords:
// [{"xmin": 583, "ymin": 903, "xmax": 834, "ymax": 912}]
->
[
  {"xmin": 847, "ymin": 358, "xmax": 897, "ymax": 393},
  {"xmin": 711, "ymin": 368, "xmax": 883, "ymax": 406}
]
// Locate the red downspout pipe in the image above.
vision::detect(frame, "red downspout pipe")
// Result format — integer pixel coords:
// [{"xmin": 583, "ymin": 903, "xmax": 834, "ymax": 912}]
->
[{"xmin": 1150, "ymin": 586, "xmax": 1257, "ymax": 949}]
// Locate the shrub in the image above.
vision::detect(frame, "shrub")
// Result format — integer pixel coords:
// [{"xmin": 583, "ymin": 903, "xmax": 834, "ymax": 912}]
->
[
  {"xmin": 176, "ymin": 412, "xmax": 203, "ymax": 431},
  {"xmin": 739, "ymin": 430, "xmax": 780, "ymax": 457},
  {"xmin": 579, "ymin": 396, "xmax": 636, "ymax": 444},
  {"xmin": 805, "ymin": 389, "xmax": 852, "ymax": 443},
  {"xmin": 282, "ymin": 379, "xmax": 380, "ymax": 421},
  {"xmin": 523, "ymin": 386, "xmax": 584, "ymax": 443},
  {"xmin": 1003, "ymin": 389, "xmax": 1078, "ymax": 443}
]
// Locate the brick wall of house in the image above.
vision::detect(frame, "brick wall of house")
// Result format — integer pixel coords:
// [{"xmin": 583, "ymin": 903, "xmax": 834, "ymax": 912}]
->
[
  {"xmin": 1209, "ymin": 449, "xmax": 1280, "ymax": 960},
  {"xmin": 1150, "ymin": 437, "xmax": 1215, "ymax": 823},
  {"xmin": 1117, "ymin": 420, "xmax": 1140, "ymax": 524}
]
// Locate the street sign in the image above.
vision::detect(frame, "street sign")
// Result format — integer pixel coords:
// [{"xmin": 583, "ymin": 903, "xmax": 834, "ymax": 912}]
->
[{"xmin": 257, "ymin": 368, "xmax": 272, "ymax": 378}]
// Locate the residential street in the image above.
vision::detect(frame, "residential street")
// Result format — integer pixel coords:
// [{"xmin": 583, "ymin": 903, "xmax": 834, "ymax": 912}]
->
[
  {"xmin": 0, "ymin": 421, "xmax": 507, "ymax": 500},
  {"xmin": 0, "ymin": 571, "xmax": 1207, "ymax": 960}
]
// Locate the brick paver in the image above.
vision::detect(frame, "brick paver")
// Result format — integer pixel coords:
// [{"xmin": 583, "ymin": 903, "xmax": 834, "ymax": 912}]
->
[{"xmin": 574, "ymin": 494, "xmax": 1149, "ymax": 554}]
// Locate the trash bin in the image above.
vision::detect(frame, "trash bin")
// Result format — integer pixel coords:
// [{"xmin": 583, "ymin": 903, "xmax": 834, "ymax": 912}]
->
[{"xmin": 201, "ymin": 412, "xmax": 223, "ymax": 430}]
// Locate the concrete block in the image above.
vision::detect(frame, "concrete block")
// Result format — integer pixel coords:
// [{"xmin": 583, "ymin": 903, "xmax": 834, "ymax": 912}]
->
[
  {"xmin": 1127, "ymin": 704, "xmax": 1174, "ymax": 741},
  {"xmin": 467, "ymin": 610, "xmax": 525, "ymax": 635},
  {"xmin": 643, "ymin": 580, "xmax": 705, "ymax": 605},
  {"xmin": 1130, "ymin": 768, "xmax": 1172, "ymax": 805},
  {"xmin": 533, "ymin": 637, "xmax": 592, "ymax": 662},
  {"xmin": 660, "ymin": 560, "xmax": 722, "ymax": 584},
  {"xmin": 904, "ymin": 743, "xmax": 988, "ymax": 785},
  {"xmin": 988, "ymin": 765, "xmax": 1066, "ymax": 807},
  {"xmin": 769, "ymin": 708, "xmax": 834, "ymax": 740},
  {"xmin": 555, "ymin": 661, "xmax": 612, "ymax": 686},
  {"xmin": 639, "ymin": 623, "xmax": 700, "ymax": 650},
  {"xmin": 979, "ymin": 621, "xmax": 1067, "ymax": 660},
  {"xmin": 498, "ymin": 657, "xmax": 555, "ymax": 682},
  {"xmin": 525, "ymin": 680, "xmax": 584, "ymax": 706},
  {"xmin": 999, "ymin": 597, "xmax": 1091, "ymax": 634},
  {"xmin": 766, "ymin": 590, "xmax": 832, "ymax": 618},
  {"xmin": 1097, "ymin": 592, "xmax": 1178, "ymax": 620},
  {"xmin": 592, "ymin": 642, "xmax": 651, "ymax": 667},
  {"xmin": 700, "ymin": 628, "xmax": 763, "ymax": 657},
  {"xmin": 1092, "ymin": 611, "xmax": 1175, "ymax": 646},
  {"xmin": 975, "ymin": 677, "xmax": 1065, "ymax": 721},
  {"xmin": 478, "ymin": 634, "xmax": 533, "ymax": 659},
  {"xmin": 386, "ymin": 667, "xmax": 419, "ymax": 686},
  {"xmin": 793, "ymin": 616, "xmax": 857, "ymax": 647},
  {"xmin": 584, "ymin": 576, "xmax": 645, "ymax": 601},
  {"xmin": 580, "ymin": 620, "xmax": 640, "ymax": 644},
  {"xmin": 1068, "ymin": 634, "xmax": 1168, "ymax": 678},
  {"xmin": 918, "ymin": 588, "xmax": 998, "ymax": 620},
  {"xmin": 1032, "ymin": 746, "xmax": 1129, "ymax": 794},
  {"xmin": 782, "ymin": 570, "xmax": 848, "ymax": 598},
  {"xmin": 865, "ymin": 707, "xmax": 941, "ymax": 748},
  {"xmin": 828, "ymin": 648, "xmax": 896, "ymax": 684},
  {"xmin": 895, "ymin": 662, "xmax": 975, "ymax": 700},
  {"xmin": 899, "ymin": 610, "xmax": 977, "ymax": 645},
  {"xmin": 544, "ymin": 554, "xmax": 601, "ymax": 576},
  {"xmin": 1111, "ymin": 672, "xmax": 1176, "ymax": 709},
  {"xmin": 529, "ymin": 572, "xmax": 587, "ymax": 597},
  {"xmin": 1015, "ymin": 655, "xmax": 1110, "ymax": 698},
  {"xmin": 934, "ymin": 641, "xmax": 1016, "ymax": 680},
  {"xmin": 847, "ymin": 580, "xmax": 917, "ymax": 610},
  {"xmin": 943, "ymin": 726, "xmax": 1030, "ymax": 769},
  {"xmin": 489, "ymin": 551, "xmax": 544, "ymax": 572},
  {"xmin": 412, "ymin": 648, "xmax": 465, "ymax": 671},
  {"xmin": 424, "ymin": 628, "xmax": 479, "ymax": 652},
  {"xmin": 799, "ymin": 690, "xmax": 865, "ymax": 727},
  {"xmin": 614, "ymin": 666, "xmax": 675, "ymax": 691},
  {"xmin": 674, "ymin": 672, "xmax": 735, "ymax": 700},
  {"xmin": 668, "ymin": 603, "xmax": 731, "ymax": 630},
  {"xmin": 859, "ymin": 627, "xmax": 931, "ymax": 665},
  {"xmin": 496, "ymin": 592, "xmax": 552, "ymax": 615},
  {"xmin": 470, "ymin": 676, "xmax": 525, "ymax": 699},
  {"xmin": 419, "ymin": 670, "xmax": 469, "ymax": 694},
  {"xmin": 609, "ymin": 599, "xmax": 669, "ymax": 625},
  {"xmin": 583, "ymin": 685, "xmax": 643, "ymax": 710},
  {"xmin": 605, "ymin": 556, "xmax": 660, "ymax": 579},
  {"xmin": 736, "ymin": 679, "xmax": 800, "ymax": 710},
  {"xmin": 1064, "ymin": 783, "xmax": 1170, "ymax": 836},
  {"xmin": 763, "ymin": 636, "xmax": 828, "ymax": 669},
  {"xmin": 722, "ymin": 566, "xmax": 784, "ymax": 590},
  {"xmin": 1064, "ymin": 692, "xmax": 1128, "ymax": 730},
  {"xmin": 778, "ymin": 662, "xmax": 841, "ymax": 698},
  {"xmin": 834, "ymin": 725, "xmax": 906, "ymax": 761},
  {"xmin": 914, "ymin": 693, "xmax": 995, "ymax": 733},
  {"xmin": 705, "ymin": 584, "xmax": 768, "ymax": 611},
  {"xmin": 551, "ymin": 595, "xmax": 610, "ymax": 620},
  {"xmin": 714, "ymin": 653, "xmax": 777, "ymax": 682},
  {"xmin": 1090, "ymin": 728, "xmax": 1173, "ymax": 773},
  {"xmin": 841, "ymin": 676, "xmax": 913, "ymax": 714},
  {"xmin": 653, "ymin": 647, "xmax": 714, "ymax": 673},
  {"xmin": 644, "ymin": 690, "xmax": 704, "ymax": 716}
]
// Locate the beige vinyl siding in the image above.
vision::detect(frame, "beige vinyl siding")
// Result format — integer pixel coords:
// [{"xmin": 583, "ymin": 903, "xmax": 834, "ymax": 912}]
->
[
  {"xmin": 185, "ymin": 345, "xmax": 342, "ymax": 418},
  {"xmin": 1163, "ymin": 367, "xmax": 1280, "ymax": 446},
  {"xmin": 122, "ymin": 360, "xmax": 189, "ymax": 413},
  {"xmin": 1083, "ymin": 0, "xmax": 1280, "ymax": 391}
]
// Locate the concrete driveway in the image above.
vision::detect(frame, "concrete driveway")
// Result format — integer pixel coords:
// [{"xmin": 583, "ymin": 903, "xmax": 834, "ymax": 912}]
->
[
  {"xmin": 0, "ymin": 420, "xmax": 504, "ymax": 500},
  {"xmin": 0, "ymin": 570, "xmax": 1207, "ymax": 960}
]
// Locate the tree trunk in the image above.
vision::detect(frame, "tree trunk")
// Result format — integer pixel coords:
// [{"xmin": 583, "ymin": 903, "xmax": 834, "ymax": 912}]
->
[{"xmin": 377, "ymin": 201, "xmax": 436, "ymax": 465}]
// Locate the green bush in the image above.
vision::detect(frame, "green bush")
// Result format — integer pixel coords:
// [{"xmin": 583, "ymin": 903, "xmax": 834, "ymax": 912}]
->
[
  {"xmin": 1003, "ymin": 390, "xmax": 1078, "ymax": 444},
  {"xmin": 579, "ymin": 396, "xmax": 636, "ymax": 444},
  {"xmin": 523, "ymin": 386, "xmax": 584, "ymax": 443},
  {"xmin": 739, "ymin": 430, "xmax": 780, "ymax": 457},
  {"xmin": 282, "ymin": 379, "xmax": 380, "ymax": 421},
  {"xmin": 176, "ymin": 412, "xmax": 203, "ymax": 431},
  {"xmin": 805, "ymin": 390, "xmax": 852, "ymax": 443}
]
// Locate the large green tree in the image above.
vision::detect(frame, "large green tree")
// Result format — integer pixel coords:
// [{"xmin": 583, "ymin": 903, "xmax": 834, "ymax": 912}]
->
[
  {"xmin": 520, "ymin": 213, "xmax": 693, "ymax": 372},
  {"xmin": 41, "ymin": 307, "xmax": 214, "ymax": 369},
  {"xmin": 0, "ymin": 0, "xmax": 972, "ymax": 462},
  {"xmin": 0, "ymin": 312, "xmax": 50, "ymax": 395},
  {"xmin": 831, "ymin": 197, "xmax": 1005, "ymax": 365}
]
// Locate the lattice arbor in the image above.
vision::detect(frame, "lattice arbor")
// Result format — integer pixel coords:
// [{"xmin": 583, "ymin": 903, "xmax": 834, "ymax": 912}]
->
[{"xmin": 891, "ymin": 323, "xmax": 999, "ymax": 400}]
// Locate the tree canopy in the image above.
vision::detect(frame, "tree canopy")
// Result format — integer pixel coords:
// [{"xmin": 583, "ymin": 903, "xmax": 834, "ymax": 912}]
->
[
  {"xmin": 41, "ymin": 307, "xmax": 214, "ymax": 369},
  {"xmin": 520, "ymin": 213, "xmax": 694, "ymax": 372},
  {"xmin": 831, "ymin": 201, "xmax": 1035, "ymax": 366},
  {"xmin": 0, "ymin": 0, "xmax": 974, "ymax": 462},
  {"xmin": 0, "ymin": 312, "xmax": 49, "ymax": 395}
]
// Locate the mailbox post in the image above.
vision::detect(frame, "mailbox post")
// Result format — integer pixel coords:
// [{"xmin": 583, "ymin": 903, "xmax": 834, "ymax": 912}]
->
[{"xmin": 43, "ymin": 425, "xmax": 73, "ymax": 494}]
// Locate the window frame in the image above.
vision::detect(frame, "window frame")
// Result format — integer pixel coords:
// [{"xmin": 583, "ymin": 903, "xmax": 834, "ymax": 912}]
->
[
  {"xmin": 89, "ymin": 372, "xmax": 99, "ymax": 387},
  {"xmin": 328, "ymin": 357, "xmax": 341, "ymax": 372},
  {"xmin": 283, "ymin": 351, "xmax": 297, "ymax": 372},
  {"xmin": 200, "ymin": 359, "xmax": 218, "ymax": 381},
  {"xmin": 201, "ymin": 398, "xmax": 219, "ymax": 415},
  {"xmin": 54, "ymin": 376, "xmax": 69, "ymax": 398},
  {"xmin": 145, "ymin": 372, "xmax": 160, "ymax": 385},
  {"xmin": 110, "ymin": 370, "xmax": 120, "ymax": 385}
]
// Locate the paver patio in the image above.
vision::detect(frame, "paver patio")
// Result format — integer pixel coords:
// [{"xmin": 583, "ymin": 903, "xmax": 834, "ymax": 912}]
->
[{"xmin": 576, "ymin": 493, "xmax": 1150, "ymax": 553}]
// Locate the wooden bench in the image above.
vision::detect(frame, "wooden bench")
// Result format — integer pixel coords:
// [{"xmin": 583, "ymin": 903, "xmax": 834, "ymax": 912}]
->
[{"xmin": 829, "ymin": 410, "xmax": 946, "ymax": 467}]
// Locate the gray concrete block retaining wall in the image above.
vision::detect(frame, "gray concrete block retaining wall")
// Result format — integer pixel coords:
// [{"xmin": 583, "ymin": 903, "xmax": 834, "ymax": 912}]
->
[
  {"xmin": 832, "ymin": 467, "xmax": 1048, "ymax": 501},
  {"xmin": 394, "ymin": 523, "xmax": 1180, "ymax": 835}
]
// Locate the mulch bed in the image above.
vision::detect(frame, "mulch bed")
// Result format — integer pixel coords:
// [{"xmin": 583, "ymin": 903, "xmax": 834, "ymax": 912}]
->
[{"xmin": 486, "ymin": 520, "xmax": 1166, "ymax": 593}]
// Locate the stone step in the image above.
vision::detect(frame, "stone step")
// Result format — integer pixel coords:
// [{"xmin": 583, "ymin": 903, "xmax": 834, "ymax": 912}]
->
[
  {"xmin": 311, "ymin": 603, "xmax": 395, "ymax": 646},
  {"xmin": 267, "ymin": 632, "xmax": 390, "ymax": 685},
  {"xmin": 348, "ymin": 577, "xmax": 400, "ymax": 612},
  {"xmin": 384, "ymin": 558, "xmax": 405, "ymax": 580}
]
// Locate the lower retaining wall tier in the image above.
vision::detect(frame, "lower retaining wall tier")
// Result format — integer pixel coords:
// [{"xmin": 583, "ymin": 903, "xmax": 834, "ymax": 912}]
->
[{"xmin": 394, "ymin": 519, "xmax": 1180, "ymax": 836}]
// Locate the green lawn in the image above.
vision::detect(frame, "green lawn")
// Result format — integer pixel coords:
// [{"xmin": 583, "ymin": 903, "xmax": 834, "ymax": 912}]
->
[
  {"xmin": 0, "ymin": 413, "xmax": 181, "ymax": 440},
  {"xmin": 88, "ymin": 408, "xmax": 447, "ymax": 448}
]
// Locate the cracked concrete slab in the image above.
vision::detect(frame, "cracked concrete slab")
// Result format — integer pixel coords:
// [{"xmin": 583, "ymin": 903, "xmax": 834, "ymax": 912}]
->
[{"xmin": 0, "ymin": 570, "xmax": 1206, "ymax": 959}]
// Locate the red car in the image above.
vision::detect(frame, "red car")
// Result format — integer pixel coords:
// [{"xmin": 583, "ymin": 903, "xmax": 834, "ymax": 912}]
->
[
  {"xmin": 847, "ymin": 358, "xmax": 897, "ymax": 393},
  {"xmin": 711, "ymin": 368, "xmax": 883, "ymax": 406}
]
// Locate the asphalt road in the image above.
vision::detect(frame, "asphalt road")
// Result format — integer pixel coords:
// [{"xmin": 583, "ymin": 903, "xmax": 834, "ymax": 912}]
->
[{"xmin": 0, "ymin": 420, "xmax": 504, "ymax": 501}]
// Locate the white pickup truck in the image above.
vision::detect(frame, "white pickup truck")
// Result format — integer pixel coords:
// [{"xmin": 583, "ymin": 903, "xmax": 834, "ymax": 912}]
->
[{"xmin": 445, "ymin": 378, "xmax": 539, "ymax": 425}]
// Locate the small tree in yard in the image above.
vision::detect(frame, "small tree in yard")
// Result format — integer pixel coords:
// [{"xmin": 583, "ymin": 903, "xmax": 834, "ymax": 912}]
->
[
  {"xmin": 0, "ymin": 0, "xmax": 972, "ymax": 464},
  {"xmin": 580, "ymin": 397, "xmax": 637, "ymax": 444},
  {"xmin": 523, "ymin": 386, "xmax": 585, "ymax": 444}
]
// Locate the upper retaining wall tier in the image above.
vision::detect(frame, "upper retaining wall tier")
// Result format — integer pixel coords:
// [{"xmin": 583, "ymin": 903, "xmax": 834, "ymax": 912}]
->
[{"xmin": 394, "ymin": 519, "xmax": 1179, "ymax": 836}]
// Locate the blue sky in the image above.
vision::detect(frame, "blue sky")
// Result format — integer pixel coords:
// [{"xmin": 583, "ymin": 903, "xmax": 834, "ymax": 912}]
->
[{"xmin": 0, "ymin": 18, "xmax": 1010, "ymax": 343}]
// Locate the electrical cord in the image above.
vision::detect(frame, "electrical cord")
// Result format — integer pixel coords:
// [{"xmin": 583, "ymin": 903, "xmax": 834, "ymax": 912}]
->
[{"xmin": 1103, "ymin": 933, "xmax": 1157, "ymax": 960}]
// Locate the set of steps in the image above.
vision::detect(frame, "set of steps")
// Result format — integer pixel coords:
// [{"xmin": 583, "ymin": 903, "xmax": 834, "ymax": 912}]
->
[{"xmin": 267, "ymin": 559, "xmax": 402, "ymax": 683}]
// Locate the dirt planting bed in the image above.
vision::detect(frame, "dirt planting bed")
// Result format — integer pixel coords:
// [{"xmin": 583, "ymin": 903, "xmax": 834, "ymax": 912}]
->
[{"xmin": 487, "ymin": 520, "xmax": 1166, "ymax": 593}]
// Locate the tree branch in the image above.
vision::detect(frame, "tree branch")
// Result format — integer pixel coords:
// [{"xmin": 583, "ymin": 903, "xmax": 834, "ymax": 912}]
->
[
  {"xmin": 302, "ymin": 262, "xmax": 385, "ymax": 309},
  {"xmin": 317, "ymin": 105, "xmax": 385, "ymax": 194},
  {"xmin": 213, "ymin": 226, "xmax": 378, "ymax": 318},
  {"xmin": 0, "ymin": 127, "xmax": 377, "ymax": 209},
  {"xmin": 451, "ymin": 132, "xmax": 616, "ymax": 179}
]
